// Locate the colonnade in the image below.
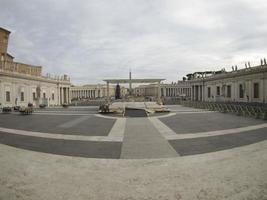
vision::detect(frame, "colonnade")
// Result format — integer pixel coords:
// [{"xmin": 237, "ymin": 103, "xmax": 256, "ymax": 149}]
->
[
  {"xmin": 191, "ymin": 84, "xmax": 204, "ymax": 101},
  {"xmin": 164, "ymin": 87, "xmax": 191, "ymax": 97},
  {"xmin": 71, "ymin": 89, "xmax": 98, "ymax": 99},
  {"xmin": 59, "ymin": 87, "xmax": 70, "ymax": 104}
]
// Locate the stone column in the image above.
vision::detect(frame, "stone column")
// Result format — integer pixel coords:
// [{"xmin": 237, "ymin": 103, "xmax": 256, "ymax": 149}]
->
[
  {"xmin": 202, "ymin": 85, "xmax": 204, "ymax": 101},
  {"xmin": 262, "ymin": 78, "xmax": 265, "ymax": 103},
  {"xmin": 63, "ymin": 87, "xmax": 65, "ymax": 103},
  {"xmin": 201, "ymin": 85, "xmax": 203, "ymax": 101},
  {"xmin": 196, "ymin": 85, "xmax": 199, "ymax": 101},
  {"xmin": 60, "ymin": 87, "xmax": 63, "ymax": 105},
  {"xmin": 107, "ymin": 81, "xmax": 110, "ymax": 103},
  {"xmin": 67, "ymin": 88, "xmax": 69, "ymax": 104},
  {"xmin": 57, "ymin": 87, "xmax": 60, "ymax": 105},
  {"xmin": 200, "ymin": 85, "xmax": 202, "ymax": 101},
  {"xmin": 157, "ymin": 81, "xmax": 161, "ymax": 103},
  {"xmin": 191, "ymin": 85, "xmax": 194, "ymax": 101}
]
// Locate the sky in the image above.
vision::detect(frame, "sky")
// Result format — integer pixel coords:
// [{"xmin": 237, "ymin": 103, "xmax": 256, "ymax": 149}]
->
[{"xmin": 0, "ymin": 0, "xmax": 267, "ymax": 85}]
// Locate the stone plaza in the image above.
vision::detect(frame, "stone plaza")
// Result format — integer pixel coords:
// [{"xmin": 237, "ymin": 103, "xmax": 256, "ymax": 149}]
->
[
  {"xmin": 0, "ymin": 27, "xmax": 267, "ymax": 200},
  {"xmin": 0, "ymin": 104, "xmax": 266, "ymax": 199}
]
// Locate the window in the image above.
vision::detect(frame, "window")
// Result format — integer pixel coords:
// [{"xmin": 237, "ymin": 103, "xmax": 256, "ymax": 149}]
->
[
  {"xmin": 20, "ymin": 92, "xmax": 24, "ymax": 101},
  {"xmin": 216, "ymin": 86, "xmax": 220, "ymax": 95},
  {"xmin": 52, "ymin": 93, "xmax": 55, "ymax": 100},
  {"xmin": 253, "ymin": 83, "xmax": 259, "ymax": 98},
  {"xmin": 207, "ymin": 87, "xmax": 211, "ymax": 98},
  {"xmin": 33, "ymin": 92, "xmax": 36, "ymax": 100},
  {"xmin": 43, "ymin": 93, "xmax": 46, "ymax": 98},
  {"xmin": 6, "ymin": 91, "xmax": 10, "ymax": 102},
  {"xmin": 239, "ymin": 84, "xmax": 244, "ymax": 98},
  {"xmin": 227, "ymin": 85, "xmax": 231, "ymax": 98}
]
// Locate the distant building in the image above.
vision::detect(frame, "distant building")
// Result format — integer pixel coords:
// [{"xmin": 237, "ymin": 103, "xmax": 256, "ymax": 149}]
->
[
  {"xmin": 70, "ymin": 84, "xmax": 127, "ymax": 100},
  {"xmin": 0, "ymin": 27, "xmax": 71, "ymax": 107},
  {"xmin": 133, "ymin": 82, "xmax": 191, "ymax": 100}
]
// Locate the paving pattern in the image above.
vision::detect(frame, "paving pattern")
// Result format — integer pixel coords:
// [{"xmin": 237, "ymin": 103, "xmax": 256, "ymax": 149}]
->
[
  {"xmin": 159, "ymin": 112, "xmax": 263, "ymax": 134},
  {"xmin": 0, "ymin": 113, "xmax": 115, "ymax": 136},
  {"xmin": 0, "ymin": 105, "xmax": 266, "ymax": 159},
  {"xmin": 121, "ymin": 118, "xmax": 178, "ymax": 159}
]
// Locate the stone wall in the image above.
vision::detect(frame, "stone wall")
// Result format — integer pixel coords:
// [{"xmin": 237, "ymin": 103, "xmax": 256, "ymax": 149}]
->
[
  {"xmin": 0, "ymin": 61, "xmax": 42, "ymax": 76},
  {"xmin": 0, "ymin": 28, "xmax": 9, "ymax": 55}
]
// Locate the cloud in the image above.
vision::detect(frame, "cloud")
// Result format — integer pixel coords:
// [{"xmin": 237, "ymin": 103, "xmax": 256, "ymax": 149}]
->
[{"xmin": 0, "ymin": 0, "xmax": 266, "ymax": 85}]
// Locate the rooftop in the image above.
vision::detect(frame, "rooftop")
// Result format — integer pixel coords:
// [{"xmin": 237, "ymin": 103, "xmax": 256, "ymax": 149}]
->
[{"xmin": 0, "ymin": 27, "xmax": 11, "ymax": 34}]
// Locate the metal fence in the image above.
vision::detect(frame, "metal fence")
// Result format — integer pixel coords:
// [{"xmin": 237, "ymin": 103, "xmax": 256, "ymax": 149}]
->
[{"xmin": 181, "ymin": 101, "xmax": 267, "ymax": 120}]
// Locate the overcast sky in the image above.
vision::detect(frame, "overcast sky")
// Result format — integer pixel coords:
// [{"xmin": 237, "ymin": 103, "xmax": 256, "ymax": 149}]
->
[{"xmin": 1, "ymin": 0, "xmax": 267, "ymax": 85}]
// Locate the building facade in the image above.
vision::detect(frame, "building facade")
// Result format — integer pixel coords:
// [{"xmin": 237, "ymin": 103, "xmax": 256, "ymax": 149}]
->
[
  {"xmin": 188, "ymin": 64, "xmax": 267, "ymax": 103},
  {"xmin": 0, "ymin": 27, "xmax": 71, "ymax": 107},
  {"xmin": 133, "ymin": 82, "xmax": 191, "ymax": 99}
]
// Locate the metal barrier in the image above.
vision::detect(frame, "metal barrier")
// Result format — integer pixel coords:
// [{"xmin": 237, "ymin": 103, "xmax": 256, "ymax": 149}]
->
[{"xmin": 181, "ymin": 101, "xmax": 267, "ymax": 120}]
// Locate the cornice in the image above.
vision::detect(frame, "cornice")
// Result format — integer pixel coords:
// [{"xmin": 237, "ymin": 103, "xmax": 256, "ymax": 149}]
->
[{"xmin": 0, "ymin": 70, "xmax": 70, "ymax": 85}]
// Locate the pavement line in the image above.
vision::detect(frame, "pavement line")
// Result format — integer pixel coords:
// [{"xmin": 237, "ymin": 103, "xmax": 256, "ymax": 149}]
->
[
  {"xmin": 120, "ymin": 118, "xmax": 179, "ymax": 159},
  {"xmin": 166, "ymin": 123, "xmax": 267, "ymax": 140},
  {"xmin": 148, "ymin": 117, "xmax": 177, "ymax": 137},
  {"xmin": 33, "ymin": 113, "xmax": 94, "ymax": 116},
  {"xmin": 108, "ymin": 118, "xmax": 126, "ymax": 138},
  {"xmin": 34, "ymin": 110, "xmax": 96, "ymax": 113},
  {"xmin": 171, "ymin": 111, "xmax": 215, "ymax": 114},
  {"xmin": 94, "ymin": 114, "xmax": 120, "ymax": 119},
  {"xmin": 58, "ymin": 116, "xmax": 92, "ymax": 128},
  {"xmin": 0, "ymin": 127, "xmax": 123, "ymax": 142},
  {"xmin": 155, "ymin": 112, "xmax": 176, "ymax": 118}
]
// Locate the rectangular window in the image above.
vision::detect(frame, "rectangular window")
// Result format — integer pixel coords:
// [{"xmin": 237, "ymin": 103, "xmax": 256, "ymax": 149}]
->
[
  {"xmin": 239, "ymin": 84, "xmax": 244, "ymax": 98},
  {"xmin": 253, "ymin": 83, "xmax": 259, "ymax": 98},
  {"xmin": 227, "ymin": 85, "xmax": 231, "ymax": 98},
  {"xmin": 207, "ymin": 87, "xmax": 211, "ymax": 98},
  {"xmin": 52, "ymin": 93, "xmax": 55, "ymax": 100},
  {"xmin": 6, "ymin": 91, "xmax": 10, "ymax": 102},
  {"xmin": 20, "ymin": 92, "xmax": 24, "ymax": 101},
  {"xmin": 33, "ymin": 92, "xmax": 36, "ymax": 100},
  {"xmin": 216, "ymin": 86, "xmax": 220, "ymax": 95}
]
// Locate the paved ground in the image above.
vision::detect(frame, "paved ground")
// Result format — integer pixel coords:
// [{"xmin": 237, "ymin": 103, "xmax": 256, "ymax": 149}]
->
[
  {"xmin": 0, "ymin": 140, "xmax": 266, "ymax": 200},
  {"xmin": 160, "ymin": 112, "xmax": 263, "ymax": 134},
  {"xmin": 0, "ymin": 105, "xmax": 266, "ymax": 199},
  {"xmin": 0, "ymin": 113, "xmax": 115, "ymax": 136},
  {"xmin": 0, "ymin": 105, "xmax": 266, "ymax": 159},
  {"xmin": 169, "ymin": 127, "xmax": 267, "ymax": 155},
  {"xmin": 0, "ymin": 131, "xmax": 122, "ymax": 158},
  {"xmin": 121, "ymin": 118, "xmax": 178, "ymax": 159}
]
